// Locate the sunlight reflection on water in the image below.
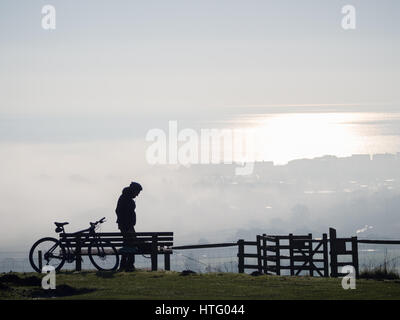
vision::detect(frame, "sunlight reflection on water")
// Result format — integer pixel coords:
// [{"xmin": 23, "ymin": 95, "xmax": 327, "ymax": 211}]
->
[{"xmin": 224, "ymin": 112, "xmax": 400, "ymax": 164}]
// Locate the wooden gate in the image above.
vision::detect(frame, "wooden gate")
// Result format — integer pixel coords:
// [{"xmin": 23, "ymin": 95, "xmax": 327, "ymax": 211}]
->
[
  {"xmin": 237, "ymin": 229, "xmax": 357, "ymax": 277},
  {"xmin": 329, "ymin": 228, "xmax": 359, "ymax": 278},
  {"xmin": 259, "ymin": 234, "xmax": 311, "ymax": 275},
  {"xmin": 255, "ymin": 234, "xmax": 329, "ymax": 277},
  {"xmin": 288, "ymin": 233, "xmax": 329, "ymax": 277}
]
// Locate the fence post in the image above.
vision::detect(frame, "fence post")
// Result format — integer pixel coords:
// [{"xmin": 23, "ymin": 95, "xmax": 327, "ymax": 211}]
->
[
  {"xmin": 38, "ymin": 250, "xmax": 42, "ymax": 271},
  {"xmin": 275, "ymin": 238, "xmax": 281, "ymax": 276},
  {"xmin": 351, "ymin": 236, "xmax": 359, "ymax": 279},
  {"xmin": 237, "ymin": 239, "xmax": 244, "ymax": 273},
  {"xmin": 75, "ymin": 236, "xmax": 82, "ymax": 271},
  {"xmin": 329, "ymin": 228, "xmax": 338, "ymax": 277},
  {"xmin": 289, "ymin": 234, "xmax": 294, "ymax": 276},
  {"xmin": 322, "ymin": 233, "xmax": 329, "ymax": 277},
  {"xmin": 256, "ymin": 235, "xmax": 262, "ymax": 273},
  {"xmin": 308, "ymin": 233, "xmax": 313, "ymax": 277},
  {"xmin": 164, "ymin": 253, "xmax": 171, "ymax": 271},
  {"xmin": 262, "ymin": 234, "xmax": 267, "ymax": 274},
  {"xmin": 151, "ymin": 235, "xmax": 158, "ymax": 271}
]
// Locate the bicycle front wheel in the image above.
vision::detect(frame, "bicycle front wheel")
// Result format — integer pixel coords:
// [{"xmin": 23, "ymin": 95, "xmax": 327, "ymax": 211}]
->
[
  {"xmin": 88, "ymin": 240, "xmax": 119, "ymax": 271},
  {"xmin": 29, "ymin": 237, "xmax": 66, "ymax": 273}
]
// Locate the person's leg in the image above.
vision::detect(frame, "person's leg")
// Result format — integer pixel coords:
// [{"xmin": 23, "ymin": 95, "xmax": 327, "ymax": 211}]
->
[
  {"xmin": 126, "ymin": 226, "xmax": 136, "ymax": 271},
  {"xmin": 119, "ymin": 226, "xmax": 129, "ymax": 271},
  {"xmin": 119, "ymin": 255, "xmax": 127, "ymax": 271}
]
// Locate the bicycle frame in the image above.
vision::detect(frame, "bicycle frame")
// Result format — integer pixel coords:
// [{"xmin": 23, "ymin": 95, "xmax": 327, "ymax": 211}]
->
[
  {"xmin": 30, "ymin": 217, "xmax": 118, "ymax": 273},
  {"xmin": 49, "ymin": 219, "xmax": 106, "ymax": 262}
]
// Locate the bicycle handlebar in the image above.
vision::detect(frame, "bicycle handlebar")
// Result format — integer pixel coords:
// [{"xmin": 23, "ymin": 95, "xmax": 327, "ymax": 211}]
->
[{"xmin": 90, "ymin": 217, "xmax": 106, "ymax": 228}]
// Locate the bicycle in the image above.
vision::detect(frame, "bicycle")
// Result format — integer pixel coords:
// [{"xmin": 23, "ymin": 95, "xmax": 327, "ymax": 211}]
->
[{"xmin": 29, "ymin": 217, "xmax": 120, "ymax": 272}]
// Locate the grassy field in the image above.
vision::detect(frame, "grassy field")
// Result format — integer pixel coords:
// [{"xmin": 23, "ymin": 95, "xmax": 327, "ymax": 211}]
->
[{"xmin": 1, "ymin": 270, "xmax": 400, "ymax": 300}]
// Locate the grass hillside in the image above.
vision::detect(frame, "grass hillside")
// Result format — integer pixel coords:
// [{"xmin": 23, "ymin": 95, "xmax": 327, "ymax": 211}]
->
[{"xmin": 1, "ymin": 270, "xmax": 400, "ymax": 300}]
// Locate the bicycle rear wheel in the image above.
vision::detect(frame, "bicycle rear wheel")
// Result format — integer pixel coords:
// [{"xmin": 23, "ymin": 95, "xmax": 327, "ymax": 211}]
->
[
  {"xmin": 88, "ymin": 240, "xmax": 119, "ymax": 271},
  {"xmin": 29, "ymin": 237, "xmax": 66, "ymax": 273}
]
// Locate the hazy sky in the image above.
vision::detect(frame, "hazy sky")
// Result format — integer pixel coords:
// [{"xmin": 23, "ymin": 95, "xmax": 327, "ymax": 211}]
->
[
  {"xmin": 1, "ymin": 0, "xmax": 399, "ymax": 120},
  {"xmin": 0, "ymin": 1, "xmax": 399, "ymax": 251}
]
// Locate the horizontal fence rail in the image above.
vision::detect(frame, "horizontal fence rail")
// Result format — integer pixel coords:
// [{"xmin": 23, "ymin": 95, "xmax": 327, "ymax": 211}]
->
[
  {"xmin": 172, "ymin": 243, "xmax": 238, "ymax": 250},
  {"xmin": 357, "ymin": 240, "xmax": 400, "ymax": 245}
]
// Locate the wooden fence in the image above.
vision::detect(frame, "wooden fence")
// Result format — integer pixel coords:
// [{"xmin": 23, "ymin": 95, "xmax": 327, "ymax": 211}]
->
[
  {"xmin": 238, "ymin": 233, "xmax": 329, "ymax": 277},
  {"xmin": 172, "ymin": 228, "xmax": 400, "ymax": 278}
]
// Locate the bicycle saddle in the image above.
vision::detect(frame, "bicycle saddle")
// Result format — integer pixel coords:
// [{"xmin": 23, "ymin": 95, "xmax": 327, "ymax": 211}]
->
[{"xmin": 54, "ymin": 222, "xmax": 69, "ymax": 227}]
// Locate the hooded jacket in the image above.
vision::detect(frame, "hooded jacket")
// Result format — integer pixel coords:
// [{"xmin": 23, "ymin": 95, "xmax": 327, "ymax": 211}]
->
[{"xmin": 115, "ymin": 187, "xmax": 136, "ymax": 228}]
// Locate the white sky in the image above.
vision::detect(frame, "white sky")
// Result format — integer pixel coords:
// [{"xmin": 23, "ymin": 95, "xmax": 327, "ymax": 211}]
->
[
  {"xmin": 0, "ymin": 0, "xmax": 399, "ymax": 118},
  {"xmin": 0, "ymin": 1, "xmax": 399, "ymax": 251}
]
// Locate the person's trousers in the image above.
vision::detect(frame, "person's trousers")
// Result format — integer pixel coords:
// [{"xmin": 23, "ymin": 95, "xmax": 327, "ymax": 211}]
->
[{"xmin": 119, "ymin": 225, "xmax": 136, "ymax": 269}]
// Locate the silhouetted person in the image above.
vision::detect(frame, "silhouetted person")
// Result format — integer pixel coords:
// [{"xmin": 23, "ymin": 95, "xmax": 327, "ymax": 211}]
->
[{"xmin": 116, "ymin": 182, "xmax": 142, "ymax": 271}]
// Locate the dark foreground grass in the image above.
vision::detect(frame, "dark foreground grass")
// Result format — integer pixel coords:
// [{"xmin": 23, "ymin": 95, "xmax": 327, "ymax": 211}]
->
[{"xmin": 1, "ymin": 270, "xmax": 400, "ymax": 300}]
